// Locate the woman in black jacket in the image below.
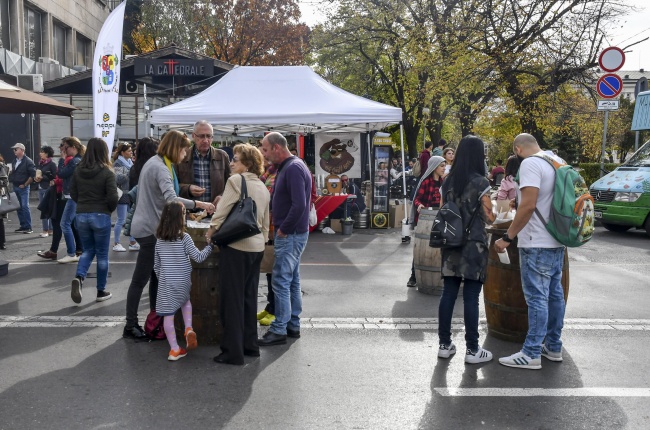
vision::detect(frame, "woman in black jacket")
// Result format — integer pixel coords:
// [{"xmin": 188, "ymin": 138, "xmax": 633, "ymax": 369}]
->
[
  {"xmin": 69, "ymin": 138, "xmax": 119, "ymax": 304},
  {"xmin": 35, "ymin": 145, "xmax": 58, "ymax": 237}
]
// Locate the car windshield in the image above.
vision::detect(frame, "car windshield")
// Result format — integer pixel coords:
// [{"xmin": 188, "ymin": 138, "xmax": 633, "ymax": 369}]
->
[{"xmin": 624, "ymin": 140, "xmax": 650, "ymax": 167}]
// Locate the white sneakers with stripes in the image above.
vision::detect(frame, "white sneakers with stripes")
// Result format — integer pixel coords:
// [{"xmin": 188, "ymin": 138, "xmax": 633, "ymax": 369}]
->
[
  {"xmin": 499, "ymin": 351, "xmax": 542, "ymax": 369},
  {"xmin": 465, "ymin": 348, "xmax": 493, "ymax": 364}
]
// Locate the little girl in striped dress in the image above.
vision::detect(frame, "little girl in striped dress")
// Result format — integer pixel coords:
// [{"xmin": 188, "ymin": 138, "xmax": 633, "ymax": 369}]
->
[{"xmin": 154, "ymin": 201, "xmax": 213, "ymax": 361}]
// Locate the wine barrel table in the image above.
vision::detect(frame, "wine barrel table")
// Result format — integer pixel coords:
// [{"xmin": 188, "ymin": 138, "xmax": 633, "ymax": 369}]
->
[
  {"xmin": 413, "ymin": 209, "xmax": 444, "ymax": 295},
  {"xmin": 174, "ymin": 223, "xmax": 222, "ymax": 345},
  {"xmin": 483, "ymin": 227, "xmax": 569, "ymax": 342}
]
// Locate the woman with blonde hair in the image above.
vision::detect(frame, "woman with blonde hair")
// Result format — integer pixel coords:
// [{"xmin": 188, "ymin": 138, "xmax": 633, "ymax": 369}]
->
[
  {"xmin": 123, "ymin": 130, "xmax": 215, "ymax": 339},
  {"xmin": 206, "ymin": 143, "xmax": 270, "ymax": 365}
]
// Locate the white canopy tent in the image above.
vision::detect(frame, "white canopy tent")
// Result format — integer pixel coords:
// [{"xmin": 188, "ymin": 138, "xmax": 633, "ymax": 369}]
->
[
  {"xmin": 148, "ymin": 65, "xmax": 402, "ymax": 134},
  {"xmin": 149, "ymin": 65, "xmax": 411, "ymax": 237}
]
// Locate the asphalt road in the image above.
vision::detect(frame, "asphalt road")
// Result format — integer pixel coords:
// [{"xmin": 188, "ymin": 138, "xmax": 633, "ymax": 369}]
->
[{"xmin": 1, "ymin": 205, "xmax": 649, "ymax": 429}]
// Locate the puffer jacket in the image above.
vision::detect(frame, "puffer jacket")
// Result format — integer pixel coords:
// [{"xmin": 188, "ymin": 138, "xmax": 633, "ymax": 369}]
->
[{"xmin": 113, "ymin": 157, "xmax": 131, "ymax": 205}]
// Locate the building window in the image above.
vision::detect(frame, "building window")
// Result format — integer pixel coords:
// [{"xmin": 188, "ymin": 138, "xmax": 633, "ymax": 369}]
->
[
  {"xmin": 76, "ymin": 34, "xmax": 91, "ymax": 66},
  {"xmin": 24, "ymin": 6, "xmax": 42, "ymax": 61},
  {"xmin": 1, "ymin": 0, "xmax": 9, "ymax": 50},
  {"xmin": 53, "ymin": 24, "xmax": 66, "ymax": 65}
]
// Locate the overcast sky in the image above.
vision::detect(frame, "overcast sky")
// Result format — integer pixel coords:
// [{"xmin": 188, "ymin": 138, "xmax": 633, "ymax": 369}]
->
[{"xmin": 298, "ymin": 0, "xmax": 650, "ymax": 72}]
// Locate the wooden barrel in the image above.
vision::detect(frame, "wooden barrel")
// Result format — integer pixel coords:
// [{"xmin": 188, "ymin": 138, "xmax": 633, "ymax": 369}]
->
[
  {"xmin": 483, "ymin": 227, "xmax": 570, "ymax": 342},
  {"xmin": 413, "ymin": 209, "xmax": 444, "ymax": 295},
  {"xmin": 174, "ymin": 225, "xmax": 222, "ymax": 345}
]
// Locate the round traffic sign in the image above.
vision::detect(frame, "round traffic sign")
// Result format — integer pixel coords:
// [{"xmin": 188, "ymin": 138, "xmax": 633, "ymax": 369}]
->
[
  {"xmin": 596, "ymin": 74, "xmax": 623, "ymax": 98},
  {"xmin": 599, "ymin": 47, "xmax": 625, "ymax": 72}
]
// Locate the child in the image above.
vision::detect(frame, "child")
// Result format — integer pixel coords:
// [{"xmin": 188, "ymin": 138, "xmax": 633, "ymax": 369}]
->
[{"xmin": 154, "ymin": 201, "xmax": 213, "ymax": 361}]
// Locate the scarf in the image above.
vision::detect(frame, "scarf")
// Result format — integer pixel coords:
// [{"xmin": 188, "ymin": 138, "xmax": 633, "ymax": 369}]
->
[
  {"xmin": 39, "ymin": 158, "xmax": 52, "ymax": 166},
  {"xmin": 162, "ymin": 155, "xmax": 180, "ymax": 195},
  {"xmin": 117, "ymin": 155, "xmax": 133, "ymax": 168}
]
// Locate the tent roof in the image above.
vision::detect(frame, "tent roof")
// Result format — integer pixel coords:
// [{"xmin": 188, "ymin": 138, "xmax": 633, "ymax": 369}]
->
[{"xmin": 149, "ymin": 66, "xmax": 402, "ymax": 134}]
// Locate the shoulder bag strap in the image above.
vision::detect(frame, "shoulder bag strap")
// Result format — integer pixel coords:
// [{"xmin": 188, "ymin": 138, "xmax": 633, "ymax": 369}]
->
[
  {"xmin": 239, "ymin": 174, "xmax": 248, "ymax": 200},
  {"xmin": 465, "ymin": 185, "xmax": 490, "ymax": 237}
]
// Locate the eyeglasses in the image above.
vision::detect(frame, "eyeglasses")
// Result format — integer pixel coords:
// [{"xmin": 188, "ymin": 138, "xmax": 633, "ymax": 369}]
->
[
  {"xmin": 231, "ymin": 156, "xmax": 240, "ymax": 163},
  {"xmin": 194, "ymin": 134, "xmax": 213, "ymax": 140},
  {"xmin": 13, "ymin": 148, "xmax": 20, "ymax": 151}
]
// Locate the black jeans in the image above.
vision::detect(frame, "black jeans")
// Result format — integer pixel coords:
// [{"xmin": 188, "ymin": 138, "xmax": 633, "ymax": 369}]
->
[
  {"xmin": 219, "ymin": 246, "xmax": 264, "ymax": 361},
  {"xmin": 264, "ymin": 273, "xmax": 275, "ymax": 314},
  {"xmin": 49, "ymin": 197, "xmax": 81, "ymax": 253},
  {"xmin": 0, "ymin": 216, "xmax": 5, "ymax": 248},
  {"xmin": 125, "ymin": 235, "xmax": 158, "ymax": 328}
]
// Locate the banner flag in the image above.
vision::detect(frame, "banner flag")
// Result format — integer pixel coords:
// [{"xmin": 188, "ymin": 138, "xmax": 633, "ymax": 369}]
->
[{"xmin": 92, "ymin": 1, "xmax": 126, "ymax": 154}]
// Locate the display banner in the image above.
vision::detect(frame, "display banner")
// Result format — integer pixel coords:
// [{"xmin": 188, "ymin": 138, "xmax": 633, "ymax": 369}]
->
[
  {"xmin": 315, "ymin": 133, "xmax": 361, "ymax": 178},
  {"xmin": 92, "ymin": 1, "xmax": 126, "ymax": 154}
]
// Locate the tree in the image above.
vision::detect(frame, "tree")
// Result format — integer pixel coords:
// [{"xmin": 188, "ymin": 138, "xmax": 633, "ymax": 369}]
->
[{"xmin": 129, "ymin": 0, "xmax": 310, "ymax": 65}]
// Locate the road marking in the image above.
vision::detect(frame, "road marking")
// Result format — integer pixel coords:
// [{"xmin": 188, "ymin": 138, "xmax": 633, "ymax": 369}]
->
[
  {"xmin": 434, "ymin": 388, "xmax": 650, "ymax": 397},
  {"xmin": 1, "ymin": 316, "xmax": 649, "ymax": 330}
]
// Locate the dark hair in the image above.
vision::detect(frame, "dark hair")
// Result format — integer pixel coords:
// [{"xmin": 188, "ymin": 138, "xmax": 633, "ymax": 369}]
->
[
  {"xmin": 40, "ymin": 146, "xmax": 54, "ymax": 158},
  {"xmin": 496, "ymin": 159, "xmax": 503, "ymax": 165},
  {"xmin": 112, "ymin": 142, "xmax": 132, "ymax": 161},
  {"xmin": 156, "ymin": 201, "xmax": 185, "ymax": 241},
  {"xmin": 438, "ymin": 139, "xmax": 447, "ymax": 147},
  {"xmin": 442, "ymin": 135, "xmax": 486, "ymax": 198},
  {"xmin": 133, "ymin": 137, "xmax": 159, "ymax": 179},
  {"xmin": 79, "ymin": 138, "xmax": 111, "ymax": 170},
  {"xmin": 424, "ymin": 141, "xmax": 433, "ymax": 149},
  {"xmin": 504, "ymin": 155, "xmax": 521, "ymax": 178}
]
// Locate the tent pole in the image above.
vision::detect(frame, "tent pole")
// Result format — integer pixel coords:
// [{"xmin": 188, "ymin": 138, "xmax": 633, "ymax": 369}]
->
[
  {"xmin": 400, "ymin": 123, "xmax": 410, "ymax": 242},
  {"xmin": 366, "ymin": 123, "xmax": 372, "ymax": 190}
]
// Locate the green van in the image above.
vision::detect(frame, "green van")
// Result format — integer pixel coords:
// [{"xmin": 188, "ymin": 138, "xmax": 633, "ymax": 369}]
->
[{"xmin": 589, "ymin": 140, "xmax": 650, "ymax": 236}]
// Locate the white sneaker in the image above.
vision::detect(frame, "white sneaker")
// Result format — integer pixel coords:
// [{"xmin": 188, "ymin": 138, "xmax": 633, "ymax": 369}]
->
[
  {"xmin": 541, "ymin": 344, "xmax": 563, "ymax": 362},
  {"xmin": 499, "ymin": 351, "xmax": 542, "ymax": 370},
  {"xmin": 39, "ymin": 232, "xmax": 49, "ymax": 238},
  {"xmin": 437, "ymin": 342, "xmax": 456, "ymax": 359},
  {"xmin": 113, "ymin": 244, "xmax": 127, "ymax": 252},
  {"xmin": 58, "ymin": 255, "xmax": 80, "ymax": 264},
  {"xmin": 465, "ymin": 348, "xmax": 493, "ymax": 364},
  {"xmin": 128, "ymin": 243, "xmax": 140, "ymax": 251}
]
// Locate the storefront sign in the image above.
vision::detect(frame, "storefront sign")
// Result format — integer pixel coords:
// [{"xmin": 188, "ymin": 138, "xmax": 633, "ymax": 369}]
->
[
  {"xmin": 315, "ymin": 133, "xmax": 362, "ymax": 178},
  {"xmin": 134, "ymin": 59, "xmax": 214, "ymax": 77}
]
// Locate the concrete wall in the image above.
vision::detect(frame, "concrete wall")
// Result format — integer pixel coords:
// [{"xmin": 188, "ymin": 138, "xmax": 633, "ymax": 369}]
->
[{"xmin": 29, "ymin": 0, "xmax": 110, "ymax": 43}]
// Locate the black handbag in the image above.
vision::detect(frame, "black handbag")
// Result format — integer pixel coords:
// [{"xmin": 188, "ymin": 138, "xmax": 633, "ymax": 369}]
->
[
  {"xmin": 0, "ymin": 190, "xmax": 21, "ymax": 215},
  {"xmin": 211, "ymin": 174, "xmax": 261, "ymax": 246}
]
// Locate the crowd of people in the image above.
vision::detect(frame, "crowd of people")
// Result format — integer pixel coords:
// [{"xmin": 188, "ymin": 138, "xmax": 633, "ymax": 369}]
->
[{"xmin": 0, "ymin": 126, "xmax": 567, "ymax": 370}]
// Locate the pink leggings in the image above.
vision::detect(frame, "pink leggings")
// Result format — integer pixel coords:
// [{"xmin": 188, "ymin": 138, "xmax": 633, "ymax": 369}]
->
[{"xmin": 163, "ymin": 300, "xmax": 192, "ymax": 351}]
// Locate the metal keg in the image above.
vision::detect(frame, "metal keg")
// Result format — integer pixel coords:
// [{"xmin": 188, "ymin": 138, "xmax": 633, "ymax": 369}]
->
[{"xmin": 353, "ymin": 209, "xmax": 369, "ymax": 229}]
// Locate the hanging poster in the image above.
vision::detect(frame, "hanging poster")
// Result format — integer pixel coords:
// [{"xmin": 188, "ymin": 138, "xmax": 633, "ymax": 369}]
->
[{"xmin": 315, "ymin": 133, "xmax": 361, "ymax": 178}]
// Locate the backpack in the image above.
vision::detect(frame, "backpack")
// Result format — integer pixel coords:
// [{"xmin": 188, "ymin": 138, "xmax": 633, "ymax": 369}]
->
[
  {"xmin": 412, "ymin": 160, "xmax": 421, "ymax": 177},
  {"xmin": 429, "ymin": 190, "xmax": 482, "ymax": 248},
  {"xmin": 530, "ymin": 152, "xmax": 595, "ymax": 247},
  {"xmin": 144, "ymin": 310, "xmax": 166, "ymax": 340}
]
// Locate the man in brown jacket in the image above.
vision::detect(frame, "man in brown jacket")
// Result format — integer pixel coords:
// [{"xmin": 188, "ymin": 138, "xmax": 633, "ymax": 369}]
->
[{"xmin": 176, "ymin": 120, "xmax": 230, "ymax": 209}]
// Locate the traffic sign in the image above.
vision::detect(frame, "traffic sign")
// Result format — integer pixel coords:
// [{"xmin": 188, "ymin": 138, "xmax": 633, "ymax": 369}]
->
[
  {"xmin": 596, "ymin": 74, "xmax": 623, "ymax": 98},
  {"xmin": 597, "ymin": 100, "xmax": 619, "ymax": 111},
  {"xmin": 599, "ymin": 47, "xmax": 625, "ymax": 72}
]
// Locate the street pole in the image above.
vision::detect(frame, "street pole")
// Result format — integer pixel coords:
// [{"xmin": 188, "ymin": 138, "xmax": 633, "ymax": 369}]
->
[
  {"xmin": 600, "ymin": 110, "xmax": 609, "ymax": 178},
  {"xmin": 635, "ymin": 130, "xmax": 639, "ymax": 152}
]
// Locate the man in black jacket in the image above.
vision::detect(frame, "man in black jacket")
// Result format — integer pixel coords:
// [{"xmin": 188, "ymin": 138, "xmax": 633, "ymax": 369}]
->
[{"xmin": 9, "ymin": 143, "xmax": 35, "ymax": 233}]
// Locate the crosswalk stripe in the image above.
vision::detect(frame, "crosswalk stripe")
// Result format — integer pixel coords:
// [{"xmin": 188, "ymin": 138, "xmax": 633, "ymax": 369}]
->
[{"xmin": 434, "ymin": 388, "xmax": 650, "ymax": 397}]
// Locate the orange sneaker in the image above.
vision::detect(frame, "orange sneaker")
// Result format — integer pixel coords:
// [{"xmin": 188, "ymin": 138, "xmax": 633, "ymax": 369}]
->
[
  {"xmin": 185, "ymin": 327, "xmax": 198, "ymax": 351},
  {"xmin": 168, "ymin": 348, "xmax": 187, "ymax": 361}
]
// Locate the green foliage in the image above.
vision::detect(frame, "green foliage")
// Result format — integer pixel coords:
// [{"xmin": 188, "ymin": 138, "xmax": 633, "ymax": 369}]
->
[{"xmin": 577, "ymin": 163, "xmax": 620, "ymax": 187}]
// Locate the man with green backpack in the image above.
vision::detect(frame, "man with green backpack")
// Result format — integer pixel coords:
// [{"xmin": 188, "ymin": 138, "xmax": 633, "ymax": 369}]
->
[{"xmin": 494, "ymin": 133, "xmax": 594, "ymax": 370}]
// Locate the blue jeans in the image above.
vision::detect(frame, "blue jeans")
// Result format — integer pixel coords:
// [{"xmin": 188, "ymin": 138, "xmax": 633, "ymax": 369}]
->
[
  {"xmin": 269, "ymin": 231, "xmax": 309, "ymax": 335},
  {"xmin": 38, "ymin": 188, "xmax": 52, "ymax": 231},
  {"xmin": 114, "ymin": 203, "xmax": 135, "ymax": 244},
  {"xmin": 438, "ymin": 277, "xmax": 483, "ymax": 352},
  {"xmin": 61, "ymin": 199, "xmax": 79, "ymax": 257},
  {"xmin": 75, "ymin": 213, "xmax": 111, "ymax": 291},
  {"xmin": 519, "ymin": 247, "xmax": 565, "ymax": 359},
  {"xmin": 14, "ymin": 186, "xmax": 31, "ymax": 230}
]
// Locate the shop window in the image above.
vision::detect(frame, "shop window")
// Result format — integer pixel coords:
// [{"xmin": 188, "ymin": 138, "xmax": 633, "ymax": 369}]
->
[
  {"xmin": 53, "ymin": 24, "xmax": 66, "ymax": 65},
  {"xmin": 76, "ymin": 34, "xmax": 91, "ymax": 66},
  {"xmin": 24, "ymin": 6, "xmax": 42, "ymax": 61},
  {"xmin": 0, "ymin": 0, "xmax": 9, "ymax": 50}
]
